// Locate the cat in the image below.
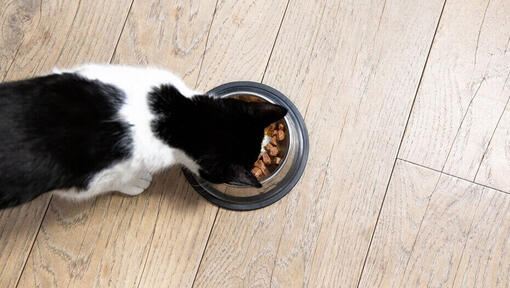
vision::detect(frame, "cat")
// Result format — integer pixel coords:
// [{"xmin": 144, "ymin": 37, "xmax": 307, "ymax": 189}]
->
[{"xmin": 0, "ymin": 64, "xmax": 287, "ymax": 208}]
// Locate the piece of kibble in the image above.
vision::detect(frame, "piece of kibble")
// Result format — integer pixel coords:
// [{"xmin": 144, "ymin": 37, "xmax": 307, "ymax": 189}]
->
[
  {"xmin": 274, "ymin": 157, "xmax": 282, "ymax": 165},
  {"xmin": 261, "ymin": 164, "xmax": 269, "ymax": 176},
  {"xmin": 252, "ymin": 167, "xmax": 263, "ymax": 178},
  {"xmin": 264, "ymin": 143, "xmax": 274, "ymax": 151},
  {"xmin": 262, "ymin": 153, "xmax": 271, "ymax": 165},
  {"xmin": 277, "ymin": 130, "xmax": 285, "ymax": 141},
  {"xmin": 269, "ymin": 146, "xmax": 279, "ymax": 157},
  {"xmin": 272, "ymin": 130, "xmax": 278, "ymax": 137},
  {"xmin": 278, "ymin": 123, "xmax": 284, "ymax": 130},
  {"xmin": 270, "ymin": 136, "xmax": 278, "ymax": 146},
  {"xmin": 254, "ymin": 159, "xmax": 264, "ymax": 169}
]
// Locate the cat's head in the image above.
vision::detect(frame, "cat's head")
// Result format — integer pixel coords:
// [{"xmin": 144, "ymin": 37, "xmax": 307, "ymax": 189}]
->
[{"xmin": 150, "ymin": 85, "xmax": 287, "ymax": 188}]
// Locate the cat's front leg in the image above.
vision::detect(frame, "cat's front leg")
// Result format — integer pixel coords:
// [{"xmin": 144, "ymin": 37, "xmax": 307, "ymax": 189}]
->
[{"xmin": 116, "ymin": 171, "xmax": 153, "ymax": 196}]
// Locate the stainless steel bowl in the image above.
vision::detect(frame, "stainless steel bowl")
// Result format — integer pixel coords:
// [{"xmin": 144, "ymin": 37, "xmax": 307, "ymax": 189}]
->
[{"xmin": 183, "ymin": 82, "xmax": 309, "ymax": 211}]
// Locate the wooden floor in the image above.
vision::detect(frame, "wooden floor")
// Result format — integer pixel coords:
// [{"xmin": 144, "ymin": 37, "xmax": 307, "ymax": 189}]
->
[{"xmin": 1, "ymin": 0, "xmax": 510, "ymax": 287}]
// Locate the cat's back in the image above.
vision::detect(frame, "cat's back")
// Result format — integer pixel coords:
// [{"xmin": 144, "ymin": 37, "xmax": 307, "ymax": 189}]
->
[{"xmin": 0, "ymin": 73, "xmax": 132, "ymax": 207}]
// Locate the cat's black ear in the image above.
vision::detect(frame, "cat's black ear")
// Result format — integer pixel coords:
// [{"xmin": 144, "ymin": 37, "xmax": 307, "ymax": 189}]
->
[
  {"xmin": 229, "ymin": 164, "xmax": 262, "ymax": 188},
  {"xmin": 246, "ymin": 102, "xmax": 288, "ymax": 127}
]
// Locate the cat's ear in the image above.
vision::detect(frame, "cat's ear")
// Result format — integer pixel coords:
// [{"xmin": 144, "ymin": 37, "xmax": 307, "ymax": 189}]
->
[
  {"xmin": 229, "ymin": 164, "xmax": 262, "ymax": 188},
  {"xmin": 246, "ymin": 102, "xmax": 288, "ymax": 127}
]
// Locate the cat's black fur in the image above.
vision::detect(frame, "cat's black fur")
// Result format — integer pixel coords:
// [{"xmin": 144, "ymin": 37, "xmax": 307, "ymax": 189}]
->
[
  {"xmin": 0, "ymin": 74, "xmax": 131, "ymax": 208},
  {"xmin": 149, "ymin": 85, "xmax": 287, "ymax": 187},
  {"xmin": 0, "ymin": 74, "xmax": 287, "ymax": 208}
]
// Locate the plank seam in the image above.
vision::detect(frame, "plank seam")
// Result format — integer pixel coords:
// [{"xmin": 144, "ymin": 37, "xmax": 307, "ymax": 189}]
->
[
  {"xmin": 399, "ymin": 158, "xmax": 510, "ymax": 196},
  {"xmin": 450, "ymin": 187, "xmax": 487, "ymax": 286},
  {"xmin": 473, "ymin": 70, "xmax": 510, "ymax": 181},
  {"xmin": 135, "ymin": 186, "xmax": 166, "ymax": 288},
  {"xmin": 356, "ymin": 0, "xmax": 448, "ymax": 286},
  {"xmin": 441, "ymin": 76, "xmax": 486, "ymax": 173},
  {"xmin": 194, "ymin": 0, "xmax": 220, "ymax": 90},
  {"xmin": 54, "ymin": 0, "xmax": 83, "ymax": 65},
  {"xmin": 109, "ymin": 0, "xmax": 135, "ymax": 64},
  {"xmin": 261, "ymin": 0, "xmax": 292, "ymax": 83},
  {"xmin": 190, "ymin": 208, "xmax": 219, "ymax": 288},
  {"xmin": 14, "ymin": 196, "xmax": 52, "ymax": 288}
]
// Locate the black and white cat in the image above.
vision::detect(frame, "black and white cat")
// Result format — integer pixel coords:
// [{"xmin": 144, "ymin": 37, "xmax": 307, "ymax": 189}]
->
[{"xmin": 0, "ymin": 64, "xmax": 287, "ymax": 208}]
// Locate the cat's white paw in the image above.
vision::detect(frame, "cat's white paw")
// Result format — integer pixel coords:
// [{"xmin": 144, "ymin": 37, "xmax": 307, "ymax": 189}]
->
[{"xmin": 119, "ymin": 172, "xmax": 152, "ymax": 196}]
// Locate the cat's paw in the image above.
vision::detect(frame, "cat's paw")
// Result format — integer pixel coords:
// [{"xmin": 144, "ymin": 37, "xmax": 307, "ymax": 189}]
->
[{"xmin": 119, "ymin": 172, "xmax": 152, "ymax": 196}]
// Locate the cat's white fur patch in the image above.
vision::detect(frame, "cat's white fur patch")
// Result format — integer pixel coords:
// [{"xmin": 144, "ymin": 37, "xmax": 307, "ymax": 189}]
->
[{"xmin": 52, "ymin": 64, "xmax": 201, "ymax": 200}]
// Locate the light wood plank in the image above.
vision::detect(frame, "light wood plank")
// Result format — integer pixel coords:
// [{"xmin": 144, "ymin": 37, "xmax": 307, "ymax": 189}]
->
[
  {"xmin": 17, "ymin": 0, "xmax": 217, "ymax": 287},
  {"xmin": 194, "ymin": 0, "xmax": 289, "ymax": 90},
  {"xmin": 476, "ymin": 103, "xmax": 510, "ymax": 192},
  {"xmin": 400, "ymin": 0, "xmax": 510, "ymax": 178},
  {"xmin": 0, "ymin": 0, "xmax": 40, "ymax": 80},
  {"xmin": 400, "ymin": 175, "xmax": 484, "ymax": 287},
  {"xmin": 0, "ymin": 198, "xmax": 51, "ymax": 288},
  {"xmin": 453, "ymin": 188, "xmax": 510, "ymax": 288},
  {"xmin": 194, "ymin": 0, "xmax": 445, "ymax": 287},
  {"xmin": 358, "ymin": 160, "xmax": 440, "ymax": 287},
  {"xmin": 112, "ymin": 0, "xmax": 215, "ymax": 78}
]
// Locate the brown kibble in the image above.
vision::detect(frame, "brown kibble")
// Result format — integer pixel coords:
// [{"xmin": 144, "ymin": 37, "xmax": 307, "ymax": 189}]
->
[
  {"xmin": 262, "ymin": 153, "xmax": 271, "ymax": 165},
  {"xmin": 261, "ymin": 164, "xmax": 269, "ymax": 176},
  {"xmin": 252, "ymin": 167, "xmax": 263, "ymax": 178},
  {"xmin": 272, "ymin": 130, "xmax": 278, "ymax": 137},
  {"xmin": 254, "ymin": 160, "xmax": 268, "ymax": 175},
  {"xmin": 270, "ymin": 136, "xmax": 278, "ymax": 146},
  {"xmin": 277, "ymin": 130, "xmax": 285, "ymax": 141},
  {"xmin": 268, "ymin": 146, "xmax": 279, "ymax": 157},
  {"xmin": 278, "ymin": 123, "xmax": 284, "ymax": 130},
  {"xmin": 264, "ymin": 143, "xmax": 274, "ymax": 151},
  {"xmin": 254, "ymin": 160, "xmax": 265, "ymax": 170},
  {"xmin": 274, "ymin": 157, "xmax": 282, "ymax": 165}
]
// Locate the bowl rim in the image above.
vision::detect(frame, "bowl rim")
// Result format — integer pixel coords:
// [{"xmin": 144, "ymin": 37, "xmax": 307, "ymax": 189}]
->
[{"xmin": 183, "ymin": 81, "xmax": 309, "ymax": 211}]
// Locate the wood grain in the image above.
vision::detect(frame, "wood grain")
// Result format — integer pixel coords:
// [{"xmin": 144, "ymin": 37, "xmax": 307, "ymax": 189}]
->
[
  {"xmin": 475, "ymin": 103, "xmax": 510, "ymax": 193},
  {"xmin": 453, "ymin": 188, "xmax": 510, "ymax": 288},
  {"xmin": 113, "ymin": 0, "xmax": 216, "ymax": 80},
  {"xmin": 194, "ymin": 0, "xmax": 289, "ymax": 91},
  {"xmin": 0, "ymin": 197, "xmax": 51, "ymax": 288},
  {"xmin": 358, "ymin": 160, "xmax": 440, "ymax": 287},
  {"xmin": 400, "ymin": 174, "xmax": 484, "ymax": 287},
  {"xmin": 4, "ymin": 0, "xmax": 80, "ymax": 81},
  {"xmin": 0, "ymin": 0, "xmax": 40, "ymax": 80},
  {"xmin": 194, "ymin": 0, "xmax": 445, "ymax": 287},
  {"xmin": 400, "ymin": 0, "xmax": 510, "ymax": 179}
]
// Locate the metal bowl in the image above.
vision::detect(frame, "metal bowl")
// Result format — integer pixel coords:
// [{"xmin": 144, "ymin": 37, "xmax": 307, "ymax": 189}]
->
[{"xmin": 183, "ymin": 82, "xmax": 309, "ymax": 211}]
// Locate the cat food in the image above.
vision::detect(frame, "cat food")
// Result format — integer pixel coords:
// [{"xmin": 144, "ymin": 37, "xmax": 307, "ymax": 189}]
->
[{"xmin": 252, "ymin": 121, "xmax": 286, "ymax": 180}]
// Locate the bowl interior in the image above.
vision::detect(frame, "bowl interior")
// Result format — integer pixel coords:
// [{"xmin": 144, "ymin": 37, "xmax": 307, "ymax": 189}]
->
[{"xmin": 229, "ymin": 94, "xmax": 290, "ymax": 184}]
